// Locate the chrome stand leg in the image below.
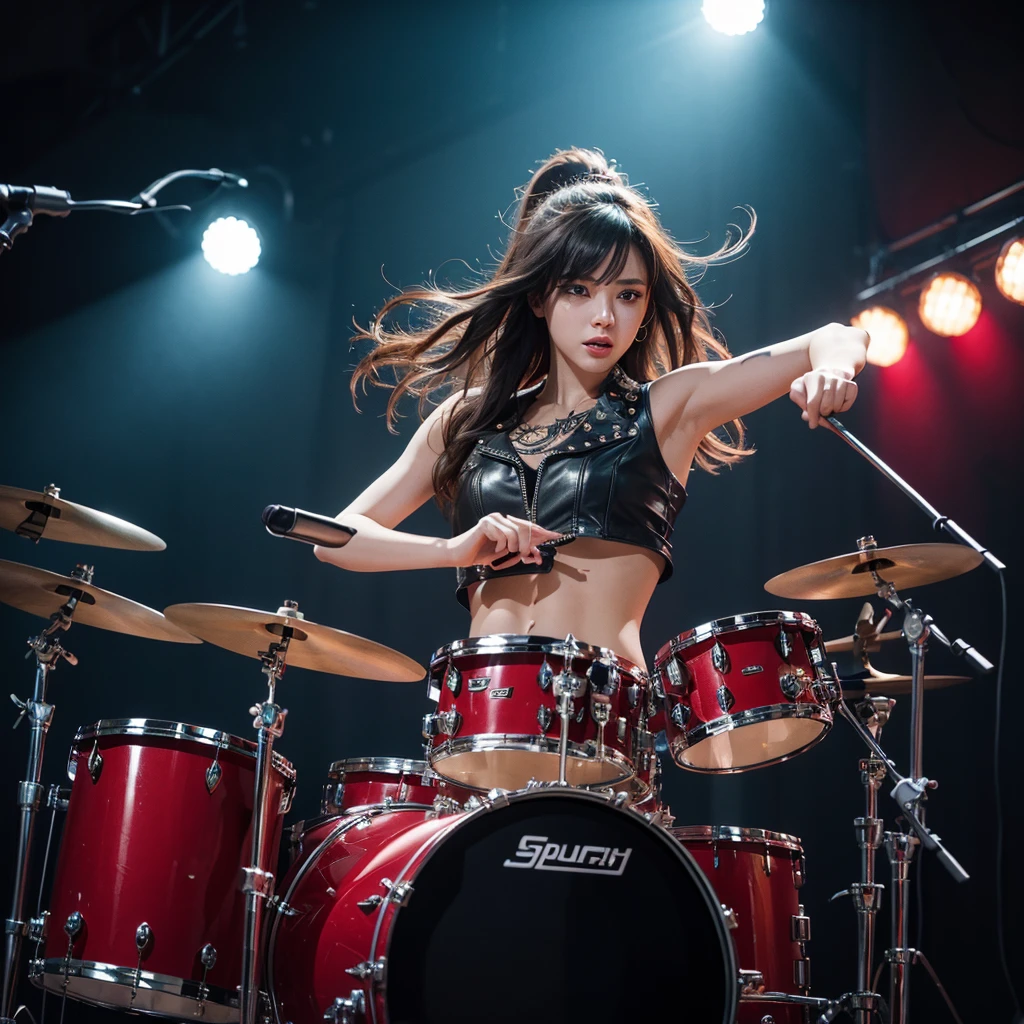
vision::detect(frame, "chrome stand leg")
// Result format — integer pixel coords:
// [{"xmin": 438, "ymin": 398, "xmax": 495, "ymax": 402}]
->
[
  {"xmin": 885, "ymin": 831, "xmax": 915, "ymax": 1024},
  {"xmin": 239, "ymin": 636, "xmax": 289, "ymax": 1024},
  {"xmin": 2, "ymin": 594, "xmax": 80, "ymax": 1022}
]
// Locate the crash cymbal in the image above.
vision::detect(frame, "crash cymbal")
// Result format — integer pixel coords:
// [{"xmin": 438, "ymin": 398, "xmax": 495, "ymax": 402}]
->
[
  {"xmin": 765, "ymin": 543, "xmax": 983, "ymax": 600},
  {"xmin": 0, "ymin": 484, "xmax": 165, "ymax": 551},
  {"xmin": 825, "ymin": 630, "xmax": 904, "ymax": 653},
  {"xmin": 840, "ymin": 671, "xmax": 972, "ymax": 698},
  {"xmin": 0, "ymin": 560, "xmax": 199, "ymax": 643},
  {"xmin": 163, "ymin": 602, "xmax": 425, "ymax": 682}
]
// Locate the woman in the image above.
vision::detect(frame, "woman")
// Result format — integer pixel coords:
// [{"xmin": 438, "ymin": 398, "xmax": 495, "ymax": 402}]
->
[{"xmin": 315, "ymin": 148, "xmax": 868, "ymax": 672}]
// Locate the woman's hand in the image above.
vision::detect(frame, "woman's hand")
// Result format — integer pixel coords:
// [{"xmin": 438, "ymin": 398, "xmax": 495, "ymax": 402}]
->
[
  {"xmin": 446, "ymin": 513, "xmax": 563, "ymax": 568},
  {"xmin": 789, "ymin": 367, "xmax": 859, "ymax": 428}
]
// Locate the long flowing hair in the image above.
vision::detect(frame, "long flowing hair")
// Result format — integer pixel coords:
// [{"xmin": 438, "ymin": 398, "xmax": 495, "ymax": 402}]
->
[{"xmin": 351, "ymin": 148, "xmax": 755, "ymax": 507}]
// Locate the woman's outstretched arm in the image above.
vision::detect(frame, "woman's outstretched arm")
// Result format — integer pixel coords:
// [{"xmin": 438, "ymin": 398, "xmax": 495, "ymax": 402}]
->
[
  {"xmin": 314, "ymin": 395, "xmax": 560, "ymax": 572},
  {"xmin": 649, "ymin": 322, "xmax": 869, "ymax": 476}
]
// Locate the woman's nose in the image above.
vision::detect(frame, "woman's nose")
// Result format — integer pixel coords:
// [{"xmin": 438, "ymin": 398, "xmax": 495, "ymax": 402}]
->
[{"xmin": 591, "ymin": 300, "xmax": 614, "ymax": 327}]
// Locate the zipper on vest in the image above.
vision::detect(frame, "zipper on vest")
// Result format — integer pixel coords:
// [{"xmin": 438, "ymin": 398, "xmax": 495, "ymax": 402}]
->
[
  {"xmin": 530, "ymin": 454, "xmax": 551, "ymax": 523},
  {"xmin": 513, "ymin": 461, "xmax": 531, "ymax": 521}
]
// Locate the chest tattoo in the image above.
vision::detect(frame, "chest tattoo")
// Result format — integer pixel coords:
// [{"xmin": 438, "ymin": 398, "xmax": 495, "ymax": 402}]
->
[{"xmin": 508, "ymin": 410, "xmax": 590, "ymax": 455}]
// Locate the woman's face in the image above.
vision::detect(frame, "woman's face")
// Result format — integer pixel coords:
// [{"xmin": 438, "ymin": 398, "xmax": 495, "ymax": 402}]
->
[{"xmin": 531, "ymin": 245, "xmax": 649, "ymax": 380}]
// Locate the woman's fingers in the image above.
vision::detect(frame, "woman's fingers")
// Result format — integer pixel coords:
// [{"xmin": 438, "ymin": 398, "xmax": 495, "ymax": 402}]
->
[{"xmin": 792, "ymin": 371, "xmax": 858, "ymax": 429}]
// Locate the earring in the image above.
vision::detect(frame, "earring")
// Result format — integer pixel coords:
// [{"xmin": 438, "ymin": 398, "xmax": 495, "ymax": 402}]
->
[{"xmin": 635, "ymin": 321, "xmax": 650, "ymax": 343}]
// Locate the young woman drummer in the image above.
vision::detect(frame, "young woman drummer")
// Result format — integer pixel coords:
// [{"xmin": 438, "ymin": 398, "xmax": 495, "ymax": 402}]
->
[{"xmin": 315, "ymin": 148, "xmax": 868, "ymax": 671}]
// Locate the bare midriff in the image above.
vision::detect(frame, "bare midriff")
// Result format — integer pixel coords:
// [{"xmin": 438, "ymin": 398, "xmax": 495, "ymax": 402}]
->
[{"xmin": 466, "ymin": 537, "xmax": 664, "ymax": 670}]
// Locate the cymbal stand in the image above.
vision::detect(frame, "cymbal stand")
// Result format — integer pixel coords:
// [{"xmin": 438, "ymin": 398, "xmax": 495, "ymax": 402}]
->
[
  {"xmin": 1, "ymin": 568, "xmax": 88, "ymax": 1022},
  {"xmin": 239, "ymin": 607, "xmax": 292, "ymax": 1024},
  {"xmin": 831, "ymin": 695, "xmax": 892, "ymax": 1024}
]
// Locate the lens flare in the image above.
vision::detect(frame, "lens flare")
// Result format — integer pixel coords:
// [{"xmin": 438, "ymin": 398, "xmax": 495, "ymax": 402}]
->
[
  {"xmin": 851, "ymin": 306, "xmax": 910, "ymax": 367},
  {"xmin": 201, "ymin": 217, "xmax": 261, "ymax": 275},
  {"xmin": 994, "ymin": 238, "xmax": 1024, "ymax": 305},
  {"xmin": 701, "ymin": 0, "xmax": 766, "ymax": 36},
  {"xmin": 917, "ymin": 272, "xmax": 982, "ymax": 337}
]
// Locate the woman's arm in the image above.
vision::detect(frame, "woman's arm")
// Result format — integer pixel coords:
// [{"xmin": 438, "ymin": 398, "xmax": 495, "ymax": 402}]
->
[
  {"xmin": 314, "ymin": 395, "xmax": 560, "ymax": 572},
  {"xmin": 649, "ymin": 322, "xmax": 869, "ymax": 475}
]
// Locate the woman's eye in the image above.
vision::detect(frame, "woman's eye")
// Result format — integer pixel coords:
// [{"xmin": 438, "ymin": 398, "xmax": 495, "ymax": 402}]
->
[
  {"xmin": 564, "ymin": 284, "xmax": 588, "ymax": 296},
  {"xmin": 620, "ymin": 290, "xmax": 642, "ymax": 302}
]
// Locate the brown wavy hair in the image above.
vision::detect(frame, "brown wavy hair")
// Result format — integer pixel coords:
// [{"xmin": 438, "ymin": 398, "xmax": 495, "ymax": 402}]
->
[{"xmin": 351, "ymin": 147, "xmax": 755, "ymax": 507}]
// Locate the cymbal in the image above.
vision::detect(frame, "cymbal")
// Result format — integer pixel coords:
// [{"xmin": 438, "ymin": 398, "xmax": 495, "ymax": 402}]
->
[
  {"xmin": 0, "ymin": 560, "xmax": 199, "ymax": 643},
  {"xmin": 765, "ymin": 543, "xmax": 983, "ymax": 600},
  {"xmin": 163, "ymin": 602, "xmax": 425, "ymax": 682},
  {"xmin": 825, "ymin": 630, "xmax": 903, "ymax": 653},
  {"xmin": 0, "ymin": 485, "xmax": 165, "ymax": 551},
  {"xmin": 840, "ymin": 671, "xmax": 972, "ymax": 698}
]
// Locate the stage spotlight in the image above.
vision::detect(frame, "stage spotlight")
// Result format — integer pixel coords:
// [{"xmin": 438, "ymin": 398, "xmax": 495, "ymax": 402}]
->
[
  {"xmin": 202, "ymin": 216, "xmax": 261, "ymax": 275},
  {"xmin": 994, "ymin": 237, "xmax": 1024, "ymax": 304},
  {"xmin": 918, "ymin": 272, "xmax": 982, "ymax": 337},
  {"xmin": 851, "ymin": 306, "xmax": 909, "ymax": 367},
  {"xmin": 701, "ymin": 0, "xmax": 765, "ymax": 36}
]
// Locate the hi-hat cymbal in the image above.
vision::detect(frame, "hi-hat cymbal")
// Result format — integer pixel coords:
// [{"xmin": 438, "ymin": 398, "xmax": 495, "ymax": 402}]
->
[
  {"xmin": 840, "ymin": 671, "xmax": 971, "ymax": 698},
  {"xmin": 765, "ymin": 543, "xmax": 983, "ymax": 600},
  {"xmin": 0, "ymin": 560, "xmax": 199, "ymax": 643},
  {"xmin": 825, "ymin": 630, "xmax": 903, "ymax": 653},
  {"xmin": 0, "ymin": 484, "xmax": 165, "ymax": 551},
  {"xmin": 163, "ymin": 602, "xmax": 425, "ymax": 682}
]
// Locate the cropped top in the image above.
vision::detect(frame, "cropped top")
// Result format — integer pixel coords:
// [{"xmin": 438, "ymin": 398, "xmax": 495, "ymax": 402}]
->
[{"xmin": 450, "ymin": 367, "xmax": 687, "ymax": 607}]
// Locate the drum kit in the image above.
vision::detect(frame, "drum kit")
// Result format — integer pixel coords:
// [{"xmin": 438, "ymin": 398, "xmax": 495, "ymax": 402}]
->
[{"xmin": 0, "ymin": 478, "xmax": 997, "ymax": 1024}]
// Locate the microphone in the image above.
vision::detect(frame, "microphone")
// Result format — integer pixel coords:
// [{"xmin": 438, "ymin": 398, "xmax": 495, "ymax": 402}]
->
[{"xmin": 262, "ymin": 505, "xmax": 357, "ymax": 548}]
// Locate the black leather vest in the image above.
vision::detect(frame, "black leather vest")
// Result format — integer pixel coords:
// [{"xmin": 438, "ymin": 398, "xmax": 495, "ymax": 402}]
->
[{"xmin": 451, "ymin": 368, "xmax": 687, "ymax": 607}]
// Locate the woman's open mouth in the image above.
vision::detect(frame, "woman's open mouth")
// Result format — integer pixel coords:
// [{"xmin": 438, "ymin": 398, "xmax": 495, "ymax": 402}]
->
[{"xmin": 583, "ymin": 337, "xmax": 613, "ymax": 354}]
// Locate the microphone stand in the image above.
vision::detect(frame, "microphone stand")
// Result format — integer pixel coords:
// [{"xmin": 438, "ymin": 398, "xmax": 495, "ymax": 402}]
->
[
  {"xmin": 822, "ymin": 415, "xmax": 1000, "ymax": 1023},
  {"xmin": 0, "ymin": 168, "xmax": 248, "ymax": 254}
]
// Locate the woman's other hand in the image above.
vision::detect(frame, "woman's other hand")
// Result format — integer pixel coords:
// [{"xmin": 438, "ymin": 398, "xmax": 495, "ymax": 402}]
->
[
  {"xmin": 446, "ymin": 513, "xmax": 563, "ymax": 568},
  {"xmin": 789, "ymin": 367, "xmax": 859, "ymax": 428}
]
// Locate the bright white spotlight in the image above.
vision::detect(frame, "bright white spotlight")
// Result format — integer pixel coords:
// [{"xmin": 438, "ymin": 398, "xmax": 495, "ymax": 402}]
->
[
  {"xmin": 202, "ymin": 216, "xmax": 261, "ymax": 275},
  {"xmin": 995, "ymin": 237, "xmax": 1024, "ymax": 305},
  {"xmin": 702, "ymin": 0, "xmax": 765, "ymax": 36},
  {"xmin": 918, "ymin": 272, "xmax": 981, "ymax": 337},
  {"xmin": 851, "ymin": 306, "xmax": 909, "ymax": 367}
]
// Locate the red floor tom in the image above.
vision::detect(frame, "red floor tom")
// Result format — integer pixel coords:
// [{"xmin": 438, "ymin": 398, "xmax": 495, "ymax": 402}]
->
[
  {"xmin": 33, "ymin": 719, "xmax": 295, "ymax": 1021},
  {"xmin": 655, "ymin": 611, "xmax": 837, "ymax": 772},
  {"xmin": 672, "ymin": 825, "xmax": 813, "ymax": 1022},
  {"xmin": 423, "ymin": 634, "xmax": 651, "ymax": 791}
]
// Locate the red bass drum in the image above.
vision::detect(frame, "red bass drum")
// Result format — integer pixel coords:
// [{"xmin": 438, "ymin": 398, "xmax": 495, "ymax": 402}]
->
[
  {"xmin": 34, "ymin": 719, "xmax": 294, "ymax": 1022},
  {"xmin": 269, "ymin": 789, "xmax": 738, "ymax": 1024}
]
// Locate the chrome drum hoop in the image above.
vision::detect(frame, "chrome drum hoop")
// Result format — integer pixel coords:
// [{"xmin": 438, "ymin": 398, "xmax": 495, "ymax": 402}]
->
[
  {"xmin": 670, "ymin": 824, "xmax": 803, "ymax": 853},
  {"xmin": 325, "ymin": 757, "xmax": 430, "ymax": 780},
  {"xmin": 655, "ymin": 610, "xmax": 821, "ymax": 662},
  {"xmin": 32, "ymin": 958, "xmax": 239, "ymax": 1021},
  {"xmin": 69, "ymin": 718, "xmax": 296, "ymax": 782},
  {"xmin": 429, "ymin": 734, "xmax": 637, "ymax": 787},
  {"xmin": 670, "ymin": 704, "xmax": 833, "ymax": 774},
  {"xmin": 429, "ymin": 633, "xmax": 647, "ymax": 684}
]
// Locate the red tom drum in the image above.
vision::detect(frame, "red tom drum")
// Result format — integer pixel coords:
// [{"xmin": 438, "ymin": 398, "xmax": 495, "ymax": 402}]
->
[
  {"xmin": 320, "ymin": 756, "xmax": 470, "ymax": 815},
  {"xmin": 33, "ymin": 719, "xmax": 295, "ymax": 1022},
  {"xmin": 673, "ymin": 825, "xmax": 813, "ymax": 1023},
  {"xmin": 655, "ymin": 611, "xmax": 837, "ymax": 772},
  {"xmin": 423, "ymin": 634, "xmax": 653, "ymax": 792}
]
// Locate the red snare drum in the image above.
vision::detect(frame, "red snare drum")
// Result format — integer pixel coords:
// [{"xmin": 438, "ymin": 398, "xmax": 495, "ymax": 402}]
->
[
  {"xmin": 423, "ymin": 634, "xmax": 651, "ymax": 791},
  {"xmin": 321, "ymin": 756, "xmax": 470, "ymax": 815},
  {"xmin": 34, "ymin": 719, "xmax": 295, "ymax": 1022},
  {"xmin": 655, "ymin": 611, "xmax": 837, "ymax": 772},
  {"xmin": 672, "ymin": 825, "xmax": 813, "ymax": 1023},
  {"xmin": 269, "ymin": 789, "xmax": 738, "ymax": 1024}
]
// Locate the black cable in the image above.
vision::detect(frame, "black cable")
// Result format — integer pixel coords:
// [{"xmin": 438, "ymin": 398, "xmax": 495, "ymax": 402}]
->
[{"xmin": 993, "ymin": 569, "xmax": 1021, "ymax": 1017}]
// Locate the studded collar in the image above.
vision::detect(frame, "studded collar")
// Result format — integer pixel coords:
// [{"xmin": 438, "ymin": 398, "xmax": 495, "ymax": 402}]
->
[{"xmin": 477, "ymin": 365, "xmax": 644, "ymax": 465}]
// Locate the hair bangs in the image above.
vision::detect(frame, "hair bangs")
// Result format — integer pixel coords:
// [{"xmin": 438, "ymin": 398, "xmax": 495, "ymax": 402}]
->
[{"xmin": 543, "ymin": 197, "xmax": 639, "ymax": 294}]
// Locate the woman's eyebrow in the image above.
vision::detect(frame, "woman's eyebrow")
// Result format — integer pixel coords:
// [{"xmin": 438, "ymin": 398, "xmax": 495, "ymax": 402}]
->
[{"xmin": 579, "ymin": 275, "xmax": 647, "ymax": 285}]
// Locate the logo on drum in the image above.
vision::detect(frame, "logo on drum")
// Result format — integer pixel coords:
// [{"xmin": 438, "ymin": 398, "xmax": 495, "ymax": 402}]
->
[
  {"xmin": 489, "ymin": 687, "xmax": 514, "ymax": 699},
  {"xmin": 503, "ymin": 835, "xmax": 633, "ymax": 876}
]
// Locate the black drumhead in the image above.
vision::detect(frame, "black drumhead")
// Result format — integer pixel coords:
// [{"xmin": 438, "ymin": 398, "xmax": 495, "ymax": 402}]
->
[{"xmin": 386, "ymin": 791, "xmax": 736, "ymax": 1024}]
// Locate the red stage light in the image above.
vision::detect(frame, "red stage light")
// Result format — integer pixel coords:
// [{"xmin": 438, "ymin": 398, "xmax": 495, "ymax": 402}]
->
[
  {"xmin": 994, "ymin": 237, "xmax": 1024, "ymax": 305},
  {"xmin": 918, "ymin": 272, "xmax": 982, "ymax": 337}
]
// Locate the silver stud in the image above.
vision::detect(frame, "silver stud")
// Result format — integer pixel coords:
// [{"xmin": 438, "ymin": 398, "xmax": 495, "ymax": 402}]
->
[
  {"xmin": 628, "ymin": 426, "xmax": 638, "ymax": 436},
  {"xmin": 584, "ymin": 441, "xmax": 591, "ymax": 447},
  {"xmin": 626, "ymin": 392, "xmax": 638, "ymax": 401},
  {"xmin": 477, "ymin": 438, "xmax": 484, "ymax": 444},
  {"xmin": 628, "ymin": 408, "xmax": 636, "ymax": 415},
  {"xmin": 496, "ymin": 423, "xmax": 503, "ymax": 429},
  {"xmin": 599, "ymin": 436, "xmax": 606, "ymax": 442},
  {"xmin": 583, "ymin": 422, "xmax": 592, "ymax": 432},
  {"xmin": 567, "ymin": 445, "xmax": 575, "ymax": 451}
]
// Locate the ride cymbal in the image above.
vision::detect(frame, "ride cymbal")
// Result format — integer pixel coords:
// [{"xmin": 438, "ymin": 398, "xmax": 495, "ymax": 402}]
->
[
  {"xmin": 163, "ymin": 602, "xmax": 425, "ymax": 682},
  {"xmin": 0, "ymin": 560, "xmax": 199, "ymax": 643},
  {"xmin": 0, "ymin": 484, "xmax": 165, "ymax": 551},
  {"xmin": 765, "ymin": 543, "xmax": 983, "ymax": 600}
]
